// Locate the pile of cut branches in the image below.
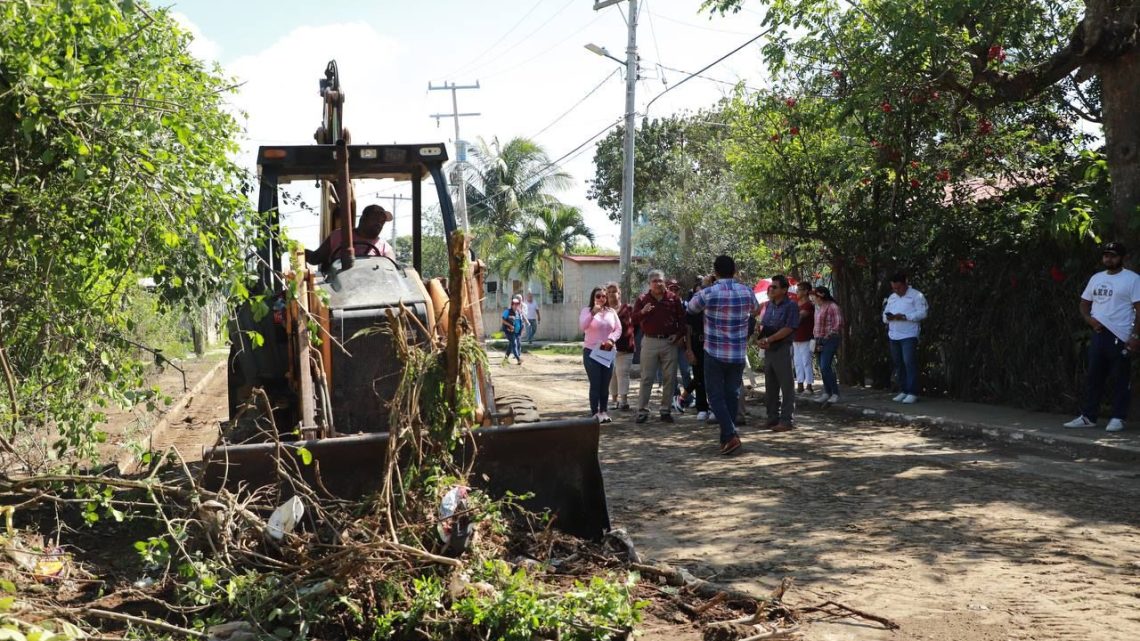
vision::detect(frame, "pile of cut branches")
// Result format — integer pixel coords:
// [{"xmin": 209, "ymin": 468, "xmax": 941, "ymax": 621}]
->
[{"xmin": 0, "ymin": 232, "xmax": 644, "ymax": 641}]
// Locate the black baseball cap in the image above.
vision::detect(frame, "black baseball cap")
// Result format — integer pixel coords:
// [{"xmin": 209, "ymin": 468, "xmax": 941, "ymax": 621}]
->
[{"xmin": 1103, "ymin": 242, "xmax": 1127, "ymax": 256}]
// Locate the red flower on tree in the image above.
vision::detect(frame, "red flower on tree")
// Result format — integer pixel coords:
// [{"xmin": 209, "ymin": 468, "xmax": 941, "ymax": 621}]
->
[
  {"xmin": 880, "ymin": 101, "xmax": 893, "ymax": 113},
  {"xmin": 987, "ymin": 45, "xmax": 1007, "ymax": 63},
  {"xmin": 789, "ymin": 126, "xmax": 800, "ymax": 136},
  {"xmin": 854, "ymin": 255, "xmax": 869, "ymax": 267},
  {"xmin": 978, "ymin": 119, "xmax": 994, "ymax": 135},
  {"xmin": 1050, "ymin": 266, "xmax": 1066, "ymax": 283},
  {"xmin": 936, "ymin": 169, "xmax": 951, "ymax": 182},
  {"xmin": 958, "ymin": 259, "xmax": 976, "ymax": 274},
  {"xmin": 910, "ymin": 178, "xmax": 921, "ymax": 189},
  {"xmin": 785, "ymin": 97, "xmax": 797, "ymax": 108},
  {"xmin": 831, "ymin": 69, "xmax": 843, "ymax": 79}
]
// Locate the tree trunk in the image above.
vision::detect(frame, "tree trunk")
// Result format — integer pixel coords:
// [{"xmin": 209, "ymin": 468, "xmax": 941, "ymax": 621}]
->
[{"xmin": 1100, "ymin": 47, "xmax": 1140, "ymax": 245}]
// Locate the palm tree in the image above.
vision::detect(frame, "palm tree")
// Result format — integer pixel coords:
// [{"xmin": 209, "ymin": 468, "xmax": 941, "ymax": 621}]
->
[
  {"xmin": 464, "ymin": 136, "xmax": 571, "ymax": 231},
  {"xmin": 472, "ymin": 226, "xmax": 521, "ymax": 306},
  {"xmin": 516, "ymin": 205, "xmax": 596, "ymax": 300}
]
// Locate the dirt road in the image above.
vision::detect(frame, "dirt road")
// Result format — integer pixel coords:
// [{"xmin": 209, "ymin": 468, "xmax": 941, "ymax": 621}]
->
[
  {"xmin": 493, "ymin": 352, "xmax": 1140, "ymax": 641},
  {"xmin": 122, "ymin": 349, "xmax": 1140, "ymax": 639}
]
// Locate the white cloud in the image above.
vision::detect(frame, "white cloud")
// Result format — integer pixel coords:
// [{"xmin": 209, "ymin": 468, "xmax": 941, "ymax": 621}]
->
[{"xmin": 170, "ymin": 12, "xmax": 221, "ymax": 64}]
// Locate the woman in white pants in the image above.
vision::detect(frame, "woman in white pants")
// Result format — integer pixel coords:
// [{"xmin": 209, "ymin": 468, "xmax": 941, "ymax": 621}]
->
[
  {"xmin": 606, "ymin": 282, "xmax": 636, "ymax": 410},
  {"xmin": 792, "ymin": 282, "xmax": 816, "ymax": 395}
]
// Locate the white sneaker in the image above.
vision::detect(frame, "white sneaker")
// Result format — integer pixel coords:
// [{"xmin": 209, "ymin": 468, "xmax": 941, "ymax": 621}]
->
[
  {"xmin": 696, "ymin": 411, "xmax": 709, "ymax": 421},
  {"xmin": 1106, "ymin": 418, "xmax": 1125, "ymax": 432},
  {"xmin": 892, "ymin": 392, "xmax": 907, "ymax": 402},
  {"xmin": 1062, "ymin": 415, "xmax": 1095, "ymax": 428},
  {"xmin": 827, "ymin": 394, "xmax": 840, "ymax": 403},
  {"xmin": 706, "ymin": 412, "xmax": 717, "ymax": 423},
  {"xmin": 814, "ymin": 392, "xmax": 829, "ymax": 402},
  {"xmin": 901, "ymin": 394, "xmax": 918, "ymax": 404}
]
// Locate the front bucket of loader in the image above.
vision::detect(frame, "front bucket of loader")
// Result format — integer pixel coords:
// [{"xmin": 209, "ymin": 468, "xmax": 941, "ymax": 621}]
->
[{"xmin": 201, "ymin": 417, "xmax": 610, "ymax": 540}]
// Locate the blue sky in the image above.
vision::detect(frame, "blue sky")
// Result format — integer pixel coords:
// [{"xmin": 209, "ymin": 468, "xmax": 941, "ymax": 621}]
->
[{"xmin": 168, "ymin": 0, "xmax": 770, "ymax": 248}]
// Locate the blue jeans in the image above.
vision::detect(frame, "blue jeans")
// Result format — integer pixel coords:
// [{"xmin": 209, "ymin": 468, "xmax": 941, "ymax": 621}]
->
[
  {"xmin": 818, "ymin": 335, "xmax": 840, "ymax": 396},
  {"xmin": 525, "ymin": 320, "xmax": 538, "ymax": 343},
  {"xmin": 677, "ymin": 346, "xmax": 692, "ymax": 392},
  {"xmin": 705, "ymin": 354, "xmax": 745, "ymax": 444},
  {"xmin": 504, "ymin": 332, "xmax": 521, "ymax": 361},
  {"xmin": 583, "ymin": 348, "xmax": 614, "ymax": 414},
  {"xmin": 1081, "ymin": 330, "xmax": 1132, "ymax": 421},
  {"xmin": 889, "ymin": 337, "xmax": 919, "ymax": 395}
]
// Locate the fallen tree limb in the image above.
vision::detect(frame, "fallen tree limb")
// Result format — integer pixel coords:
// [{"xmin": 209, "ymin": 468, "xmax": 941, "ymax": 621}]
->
[{"xmin": 801, "ymin": 600, "xmax": 899, "ymax": 630}]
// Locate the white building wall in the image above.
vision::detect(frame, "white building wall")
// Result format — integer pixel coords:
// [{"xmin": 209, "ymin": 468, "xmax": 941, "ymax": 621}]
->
[{"xmin": 482, "ymin": 258, "xmax": 621, "ymax": 341}]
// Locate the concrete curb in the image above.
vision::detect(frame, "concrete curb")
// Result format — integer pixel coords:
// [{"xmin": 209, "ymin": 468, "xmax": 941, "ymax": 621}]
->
[
  {"xmin": 755, "ymin": 391, "xmax": 1140, "ymax": 463},
  {"xmin": 116, "ymin": 358, "xmax": 227, "ymax": 474}
]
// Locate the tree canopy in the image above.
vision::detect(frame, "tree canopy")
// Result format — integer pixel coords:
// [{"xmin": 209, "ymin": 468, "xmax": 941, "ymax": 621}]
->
[{"xmin": 0, "ymin": 0, "xmax": 257, "ymax": 465}]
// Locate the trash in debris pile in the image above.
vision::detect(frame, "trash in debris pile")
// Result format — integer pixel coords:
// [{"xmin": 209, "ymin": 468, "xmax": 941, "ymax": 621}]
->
[
  {"xmin": 0, "ymin": 506, "xmax": 69, "ymax": 583},
  {"xmin": 265, "ymin": 495, "xmax": 304, "ymax": 541},
  {"xmin": 437, "ymin": 485, "xmax": 474, "ymax": 556}
]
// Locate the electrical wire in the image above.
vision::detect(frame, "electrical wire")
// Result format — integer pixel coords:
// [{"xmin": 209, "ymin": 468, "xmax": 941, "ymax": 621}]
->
[
  {"xmin": 480, "ymin": 9, "xmax": 606, "ymax": 80},
  {"xmin": 647, "ymin": 10, "xmax": 759, "ymax": 36},
  {"xmin": 456, "ymin": 0, "xmax": 579, "ymax": 80},
  {"xmin": 530, "ymin": 68, "xmax": 621, "ymax": 139},
  {"xmin": 644, "ymin": 27, "xmax": 773, "ymax": 115},
  {"xmin": 654, "ymin": 63, "xmax": 763, "ymax": 93},
  {"xmin": 433, "ymin": 0, "xmax": 550, "ymax": 81}
]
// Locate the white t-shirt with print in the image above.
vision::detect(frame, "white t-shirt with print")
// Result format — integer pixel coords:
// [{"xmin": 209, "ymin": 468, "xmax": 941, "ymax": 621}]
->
[{"xmin": 1081, "ymin": 268, "xmax": 1140, "ymax": 342}]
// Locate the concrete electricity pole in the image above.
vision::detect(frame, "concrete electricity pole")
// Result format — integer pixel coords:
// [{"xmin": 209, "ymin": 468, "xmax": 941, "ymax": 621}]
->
[
  {"xmin": 428, "ymin": 81, "xmax": 480, "ymax": 233},
  {"xmin": 387, "ymin": 193, "xmax": 413, "ymax": 244},
  {"xmin": 592, "ymin": 0, "xmax": 638, "ymax": 296}
]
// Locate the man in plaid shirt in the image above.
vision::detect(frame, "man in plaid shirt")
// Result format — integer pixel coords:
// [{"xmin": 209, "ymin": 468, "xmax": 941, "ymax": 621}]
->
[{"xmin": 687, "ymin": 255, "xmax": 759, "ymax": 455}]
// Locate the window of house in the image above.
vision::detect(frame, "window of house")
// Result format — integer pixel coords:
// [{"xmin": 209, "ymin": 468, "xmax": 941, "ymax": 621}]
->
[{"xmin": 486, "ymin": 281, "xmax": 498, "ymax": 293}]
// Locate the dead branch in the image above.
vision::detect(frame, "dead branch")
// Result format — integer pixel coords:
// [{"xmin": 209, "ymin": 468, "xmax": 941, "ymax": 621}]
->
[{"xmin": 800, "ymin": 600, "xmax": 900, "ymax": 630}]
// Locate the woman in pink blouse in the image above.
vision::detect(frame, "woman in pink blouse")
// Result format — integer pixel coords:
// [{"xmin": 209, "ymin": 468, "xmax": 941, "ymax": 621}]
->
[{"xmin": 580, "ymin": 286, "xmax": 623, "ymax": 423}]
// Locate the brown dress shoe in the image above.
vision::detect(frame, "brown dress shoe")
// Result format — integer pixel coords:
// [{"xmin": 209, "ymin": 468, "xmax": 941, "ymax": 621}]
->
[{"xmin": 771, "ymin": 422, "xmax": 794, "ymax": 432}]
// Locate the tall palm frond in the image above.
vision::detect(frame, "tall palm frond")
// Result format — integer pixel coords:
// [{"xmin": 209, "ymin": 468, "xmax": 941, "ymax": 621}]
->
[
  {"xmin": 516, "ymin": 205, "xmax": 595, "ymax": 295},
  {"xmin": 465, "ymin": 136, "xmax": 572, "ymax": 231}
]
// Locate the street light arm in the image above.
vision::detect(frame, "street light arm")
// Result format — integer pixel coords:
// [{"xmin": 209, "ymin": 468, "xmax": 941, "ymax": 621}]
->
[{"xmin": 584, "ymin": 43, "xmax": 625, "ymax": 66}]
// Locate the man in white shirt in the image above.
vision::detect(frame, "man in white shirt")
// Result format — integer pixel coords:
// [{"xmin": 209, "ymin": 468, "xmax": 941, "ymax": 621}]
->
[
  {"xmin": 883, "ymin": 272, "xmax": 928, "ymax": 404},
  {"xmin": 1064, "ymin": 242, "xmax": 1140, "ymax": 432},
  {"xmin": 523, "ymin": 292, "xmax": 540, "ymax": 343}
]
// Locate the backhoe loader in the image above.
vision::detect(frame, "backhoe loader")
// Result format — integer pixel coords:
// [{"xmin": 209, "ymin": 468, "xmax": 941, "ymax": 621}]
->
[{"xmin": 201, "ymin": 61, "xmax": 609, "ymax": 540}]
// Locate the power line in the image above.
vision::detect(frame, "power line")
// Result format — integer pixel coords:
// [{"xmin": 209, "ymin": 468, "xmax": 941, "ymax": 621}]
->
[
  {"xmin": 654, "ymin": 63, "xmax": 763, "ymax": 93},
  {"xmin": 530, "ymin": 68, "xmax": 621, "ymax": 139},
  {"xmin": 455, "ymin": 0, "xmax": 578, "ymax": 80},
  {"xmin": 480, "ymin": 9, "xmax": 606, "ymax": 80},
  {"xmin": 646, "ymin": 10, "xmax": 759, "ymax": 36},
  {"xmin": 436, "ymin": 0, "xmax": 550, "ymax": 81},
  {"xmin": 644, "ymin": 28, "xmax": 773, "ymax": 115}
]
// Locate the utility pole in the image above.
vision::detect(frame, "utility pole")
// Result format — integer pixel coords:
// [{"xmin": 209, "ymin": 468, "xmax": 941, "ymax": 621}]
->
[
  {"xmin": 428, "ymin": 81, "xmax": 480, "ymax": 233},
  {"xmin": 388, "ymin": 194, "xmax": 413, "ymax": 244},
  {"xmin": 593, "ymin": 0, "xmax": 638, "ymax": 297}
]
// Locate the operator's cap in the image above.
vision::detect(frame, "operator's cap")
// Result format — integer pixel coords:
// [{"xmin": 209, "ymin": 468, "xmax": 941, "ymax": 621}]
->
[
  {"xmin": 1103, "ymin": 241, "xmax": 1127, "ymax": 256},
  {"xmin": 665, "ymin": 278, "xmax": 680, "ymax": 289},
  {"xmin": 362, "ymin": 204, "xmax": 394, "ymax": 222},
  {"xmin": 511, "ymin": 295, "xmax": 522, "ymax": 303}
]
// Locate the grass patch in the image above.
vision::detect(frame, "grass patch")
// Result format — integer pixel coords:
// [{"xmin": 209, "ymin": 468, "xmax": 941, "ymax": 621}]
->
[{"xmin": 529, "ymin": 345, "xmax": 583, "ymax": 356}]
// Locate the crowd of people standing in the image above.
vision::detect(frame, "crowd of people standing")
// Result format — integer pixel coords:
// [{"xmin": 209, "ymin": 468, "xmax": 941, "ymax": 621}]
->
[{"xmin": 573, "ymin": 254, "xmax": 868, "ymax": 455}]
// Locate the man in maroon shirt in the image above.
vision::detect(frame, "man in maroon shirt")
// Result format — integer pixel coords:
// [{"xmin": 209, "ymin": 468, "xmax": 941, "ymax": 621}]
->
[{"xmin": 633, "ymin": 269, "xmax": 688, "ymax": 423}]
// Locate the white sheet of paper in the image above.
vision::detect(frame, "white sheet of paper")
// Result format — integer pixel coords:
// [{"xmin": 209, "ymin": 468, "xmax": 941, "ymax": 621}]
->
[{"xmin": 589, "ymin": 347, "xmax": 617, "ymax": 368}]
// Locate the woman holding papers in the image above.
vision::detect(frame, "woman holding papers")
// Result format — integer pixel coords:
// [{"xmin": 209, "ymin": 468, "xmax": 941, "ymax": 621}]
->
[{"xmin": 580, "ymin": 286, "xmax": 623, "ymax": 424}]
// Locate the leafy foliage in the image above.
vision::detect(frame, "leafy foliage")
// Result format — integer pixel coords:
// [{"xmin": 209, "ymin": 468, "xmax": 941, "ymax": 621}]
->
[
  {"xmin": 465, "ymin": 136, "xmax": 571, "ymax": 231},
  {"xmin": 516, "ymin": 205, "xmax": 596, "ymax": 294},
  {"xmin": 0, "ymin": 0, "xmax": 258, "ymax": 465}
]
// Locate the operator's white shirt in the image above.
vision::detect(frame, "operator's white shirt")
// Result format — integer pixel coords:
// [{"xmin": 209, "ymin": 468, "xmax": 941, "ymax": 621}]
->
[
  {"xmin": 882, "ymin": 286, "xmax": 928, "ymax": 340},
  {"xmin": 1081, "ymin": 268, "xmax": 1140, "ymax": 342}
]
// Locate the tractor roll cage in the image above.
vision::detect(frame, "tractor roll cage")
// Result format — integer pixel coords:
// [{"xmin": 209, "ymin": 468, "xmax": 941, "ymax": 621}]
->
[{"xmin": 254, "ymin": 143, "xmax": 457, "ymax": 289}]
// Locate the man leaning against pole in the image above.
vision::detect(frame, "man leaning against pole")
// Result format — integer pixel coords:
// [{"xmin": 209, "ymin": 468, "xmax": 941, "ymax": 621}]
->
[
  {"xmin": 1063, "ymin": 242, "xmax": 1140, "ymax": 432},
  {"xmin": 688, "ymin": 255, "xmax": 759, "ymax": 455}
]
